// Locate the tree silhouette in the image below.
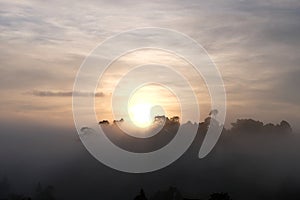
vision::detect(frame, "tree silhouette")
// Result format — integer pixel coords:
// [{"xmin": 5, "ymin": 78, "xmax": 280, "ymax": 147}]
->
[
  {"xmin": 230, "ymin": 119, "xmax": 264, "ymax": 133},
  {"xmin": 278, "ymin": 120, "xmax": 292, "ymax": 133},
  {"xmin": 154, "ymin": 115, "xmax": 167, "ymax": 124},
  {"xmin": 150, "ymin": 187, "xmax": 183, "ymax": 200},
  {"xmin": 229, "ymin": 118, "xmax": 292, "ymax": 134},
  {"xmin": 170, "ymin": 116, "xmax": 180, "ymax": 124},
  {"xmin": 113, "ymin": 118, "xmax": 124, "ymax": 124},
  {"xmin": 99, "ymin": 120, "xmax": 109, "ymax": 125},
  {"xmin": 134, "ymin": 189, "xmax": 148, "ymax": 200},
  {"xmin": 8, "ymin": 194, "xmax": 32, "ymax": 200},
  {"xmin": 208, "ymin": 193, "xmax": 231, "ymax": 200},
  {"xmin": 0, "ymin": 176, "xmax": 10, "ymax": 199},
  {"xmin": 34, "ymin": 183, "xmax": 55, "ymax": 200},
  {"xmin": 209, "ymin": 109, "xmax": 218, "ymax": 118}
]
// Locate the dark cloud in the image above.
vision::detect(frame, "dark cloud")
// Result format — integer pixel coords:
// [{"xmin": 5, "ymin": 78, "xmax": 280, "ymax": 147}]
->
[{"xmin": 25, "ymin": 90, "xmax": 105, "ymax": 97}]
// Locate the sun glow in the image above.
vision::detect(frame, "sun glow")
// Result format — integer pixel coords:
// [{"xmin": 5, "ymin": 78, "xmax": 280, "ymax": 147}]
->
[
  {"xmin": 125, "ymin": 84, "xmax": 181, "ymax": 129},
  {"xmin": 129, "ymin": 103, "xmax": 153, "ymax": 128}
]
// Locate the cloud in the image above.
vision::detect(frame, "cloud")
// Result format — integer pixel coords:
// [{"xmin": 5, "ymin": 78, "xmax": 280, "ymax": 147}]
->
[
  {"xmin": 25, "ymin": 90, "xmax": 105, "ymax": 97},
  {"xmin": 1, "ymin": 0, "xmax": 300, "ymax": 129}
]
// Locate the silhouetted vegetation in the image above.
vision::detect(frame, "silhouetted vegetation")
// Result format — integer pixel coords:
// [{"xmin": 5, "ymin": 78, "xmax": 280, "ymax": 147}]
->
[
  {"xmin": 0, "ymin": 178, "xmax": 55, "ymax": 200},
  {"xmin": 7, "ymin": 194, "xmax": 31, "ymax": 200},
  {"xmin": 134, "ymin": 189, "xmax": 148, "ymax": 200},
  {"xmin": 149, "ymin": 187, "xmax": 183, "ymax": 200},
  {"xmin": 94, "ymin": 110, "xmax": 293, "ymax": 154},
  {"xmin": 97, "ymin": 109, "xmax": 292, "ymax": 135},
  {"xmin": 113, "ymin": 118, "xmax": 124, "ymax": 124},
  {"xmin": 208, "ymin": 193, "xmax": 231, "ymax": 200},
  {"xmin": 0, "ymin": 177, "xmax": 10, "ymax": 200},
  {"xmin": 1, "ymin": 110, "xmax": 296, "ymax": 200},
  {"xmin": 229, "ymin": 119, "xmax": 292, "ymax": 134},
  {"xmin": 98, "ymin": 120, "xmax": 110, "ymax": 125},
  {"xmin": 133, "ymin": 187, "xmax": 232, "ymax": 200},
  {"xmin": 33, "ymin": 183, "xmax": 55, "ymax": 200}
]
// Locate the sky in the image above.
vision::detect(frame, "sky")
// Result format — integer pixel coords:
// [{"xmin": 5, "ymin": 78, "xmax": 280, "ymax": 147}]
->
[{"xmin": 0, "ymin": 0, "xmax": 300, "ymax": 130}]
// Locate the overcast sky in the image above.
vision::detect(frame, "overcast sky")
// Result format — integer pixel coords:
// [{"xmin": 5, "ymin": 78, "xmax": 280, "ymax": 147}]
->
[{"xmin": 0, "ymin": 0, "xmax": 299, "ymax": 130}]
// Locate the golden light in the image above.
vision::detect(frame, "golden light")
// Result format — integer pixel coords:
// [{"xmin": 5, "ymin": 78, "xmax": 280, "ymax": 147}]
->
[
  {"xmin": 127, "ymin": 84, "xmax": 180, "ymax": 129},
  {"xmin": 128, "ymin": 103, "xmax": 152, "ymax": 128},
  {"xmin": 95, "ymin": 49, "xmax": 211, "ymax": 126}
]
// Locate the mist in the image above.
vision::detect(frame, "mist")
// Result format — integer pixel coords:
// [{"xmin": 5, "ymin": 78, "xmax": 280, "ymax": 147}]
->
[{"xmin": 1, "ymin": 117, "xmax": 300, "ymax": 200}]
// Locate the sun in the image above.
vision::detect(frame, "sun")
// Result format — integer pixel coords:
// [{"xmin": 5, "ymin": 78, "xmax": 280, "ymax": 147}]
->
[{"xmin": 129, "ymin": 103, "xmax": 152, "ymax": 128}]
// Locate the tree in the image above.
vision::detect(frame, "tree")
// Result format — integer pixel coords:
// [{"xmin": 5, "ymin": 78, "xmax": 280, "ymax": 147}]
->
[
  {"xmin": 113, "ymin": 118, "xmax": 124, "ymax": 124},
  {"xmin": 99, "ymin": 120, "xmax": 110, "ymax": 125},
  {"xmin": 34, "ymin": 183, "xmax": 55, "ymax": 200},
  {"xmin": 9, "ymin": 194, "xmax": 32, "ymax": 200},
  {"xmin": 0, "ymin": 176, "xmax": 10, "ymax": 199},
  {"xmin": 230, "ymin": 119, "xmax": 263, "ymax": 133},
  {"xmin": 209, "ymin": 109, "xmax": 218, "ymax": 118},
  {"xmin": 170, "ymin": 116, "xmax": 180, "ymax": 123},
  {"xmin": 208, "ymin": 193, "xmax": 231, "ymax": 200},
  {"xmin": 154, "ymin": 115, "xmax": 167, "ymax": 124},
  {"xmin": 278, "ymin": 120, "xmax": 292, "ymax": 133},
  {"xmin": 150, "ymin": 187, "xmax": 183, "ymax": 200},
  {"xmin": 134, "ymin": 189, "xmax": 148, "ymax": 200}
]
